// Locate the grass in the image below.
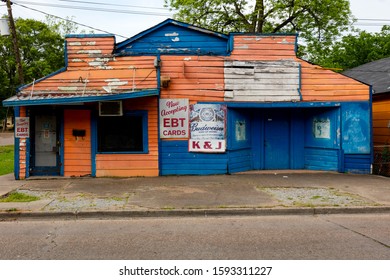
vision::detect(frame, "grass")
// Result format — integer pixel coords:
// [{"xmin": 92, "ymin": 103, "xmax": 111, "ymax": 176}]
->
[
  {"xmin": 0, "ymin": 192, "xmax": 40, "ymax": 203},
  {"xmin": 0, "ymin": 145, "xmax": 14, "ymax": 176}
]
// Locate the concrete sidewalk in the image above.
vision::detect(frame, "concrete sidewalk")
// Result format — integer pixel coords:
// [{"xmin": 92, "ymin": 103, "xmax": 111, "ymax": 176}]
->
[{"xmin": 1, "ymin": 171, "xmax": 390, "ymax": 219}]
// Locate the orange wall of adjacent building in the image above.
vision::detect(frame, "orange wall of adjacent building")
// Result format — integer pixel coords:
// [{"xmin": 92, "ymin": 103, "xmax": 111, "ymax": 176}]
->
[
  {"xmin": 63, "ymin": 109, "xmax": 92, "ymax": 177},
  {"xmin": 95, "ymin": 96, "xmax": 159, "ymax": 177},
  {"xmin": 373, "ymin": 98, "xmax": 390, "ymax": 146}
]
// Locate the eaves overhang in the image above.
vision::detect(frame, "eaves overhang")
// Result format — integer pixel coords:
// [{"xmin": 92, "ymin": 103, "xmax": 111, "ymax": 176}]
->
[{"xmin": 2, "ymin": 89, "xmax": 159, "ymax": 107}]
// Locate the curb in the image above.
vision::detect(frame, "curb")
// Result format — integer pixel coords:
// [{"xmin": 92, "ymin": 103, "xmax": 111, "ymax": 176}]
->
[{"xmin": 1, "ymin": 206, "xmax": 390, "ymax": 220}]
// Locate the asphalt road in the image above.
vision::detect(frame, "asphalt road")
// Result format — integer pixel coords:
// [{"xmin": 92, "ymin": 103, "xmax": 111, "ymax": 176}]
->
[{"xmin": 1, "ymin": 214, "xmax": 390, "ymax": 260}]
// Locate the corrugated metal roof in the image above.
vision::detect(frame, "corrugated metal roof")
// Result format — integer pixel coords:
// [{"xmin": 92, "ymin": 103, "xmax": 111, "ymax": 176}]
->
[
  {"xmin": 2, "ymin": 89, "xmax": 158, "ymax": 107},
  {"xmin": 2, "ymin": 35, "xmax": 158, "ymax": 107}
]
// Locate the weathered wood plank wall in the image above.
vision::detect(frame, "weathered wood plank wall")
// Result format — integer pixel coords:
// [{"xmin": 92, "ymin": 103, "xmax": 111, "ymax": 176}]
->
[
  {"xmin": 160, "ymin": 56, "xmax": 225, "ymax": 102},
  {"xmin": 224, "ymin": 60, "xmax": 300, "ymax": 102},
  {"xmin": 228, "ymin": 34, "xmax": 370, "ymax": 102},
  {"xmin": 20, "ymin": 37, "xmax": 157, "ymax": 96}
]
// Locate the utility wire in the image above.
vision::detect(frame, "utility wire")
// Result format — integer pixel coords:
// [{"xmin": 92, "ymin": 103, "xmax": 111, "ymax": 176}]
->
[
  {"xmin": 12, "ymin": 1, "xmax": 172, "ymax": 16},
  {"xmin": 58, "ymin": 0, "xmax": 172, "ymax": 11},
  {"xmin": 14, "ymin": 2, "xmax": 129, "ymax": 38}
]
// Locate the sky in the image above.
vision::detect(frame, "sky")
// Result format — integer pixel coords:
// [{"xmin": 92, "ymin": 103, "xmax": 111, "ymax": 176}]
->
[{"xmin": 1, "ymin": 0, "xmax": 390, "ymax": 42}]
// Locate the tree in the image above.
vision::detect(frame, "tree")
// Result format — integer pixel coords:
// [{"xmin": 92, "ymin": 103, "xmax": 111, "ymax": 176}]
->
[
  {"xmin": 164, "ymin": 0, "xmax": 353, "ymax": 60},
  {"xmin": 0, "ymin": 17, "xmax": 79, "ymax": 124},
  {"xmin": 316, "ymin": 26, "xmax": 390, "ymax": 71}
]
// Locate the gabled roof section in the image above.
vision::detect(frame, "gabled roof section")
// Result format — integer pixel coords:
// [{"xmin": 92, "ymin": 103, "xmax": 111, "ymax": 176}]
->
[
  {"xmin": 115, "ymin": 18, "xmax": 229, "ymax": 56},
  {"xmin": 343, "ymin": 57, "xmax": 390, "ymax": 94}
]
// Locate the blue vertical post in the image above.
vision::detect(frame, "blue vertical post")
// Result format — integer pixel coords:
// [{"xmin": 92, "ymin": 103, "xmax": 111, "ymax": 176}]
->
[{"xmin": 13, "ymin": 106, "xmax": 20, "ymax": 180}]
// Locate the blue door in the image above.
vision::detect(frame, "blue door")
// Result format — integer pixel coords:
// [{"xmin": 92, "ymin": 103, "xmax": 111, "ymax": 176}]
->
[{"xmin": 264, "ymin": 116, "xmax": 290, "ymax": 169}]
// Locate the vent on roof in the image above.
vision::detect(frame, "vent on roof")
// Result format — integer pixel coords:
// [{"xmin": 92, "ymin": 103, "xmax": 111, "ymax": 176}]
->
[{"xmin": 99, "ymin": 101, "xmax": 123, "ymax": 116}]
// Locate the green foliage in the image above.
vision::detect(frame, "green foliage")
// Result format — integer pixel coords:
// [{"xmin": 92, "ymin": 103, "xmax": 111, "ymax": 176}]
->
[
  {"xmin": 314, "ymin": 26, "xmax": 390, "ymax": 71},
  {"xmin": 0, "ymin": 192, "xmax": 39, "ymax": 203},
  {"xmin": 0, "ymin": 16, "xmax": 79, "ymax": 121},
  {"xmin": 165, "ymin": 0, "xmax": 353, "ymax": 60},
  {"xmin": 0, "ymin": 145, "xmax": 14, "ymax": 176}
]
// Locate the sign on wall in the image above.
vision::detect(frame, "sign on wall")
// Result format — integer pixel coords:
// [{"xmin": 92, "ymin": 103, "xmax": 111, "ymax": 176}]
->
[
  {"xmin": 15, "ymin": 117, "xmax": 30, "ymax": 138},
  {"xmin": 189, "ymin": 104, "xmax": 226, "ymax": 153},
  {"xmin": 159, "ymin": 99, "xmax": 189, "ymax": 138},
  {"xmin": 313, "ymin": 118, "xmax": 331, "ymax": 139}
]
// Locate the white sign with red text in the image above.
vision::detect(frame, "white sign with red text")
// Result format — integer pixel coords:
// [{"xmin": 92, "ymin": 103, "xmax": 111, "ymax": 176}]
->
[
  {"xmin": 159, "ymin": 99, "xmax": 189, "ymax": 139},
  {"xmin": 15, "ymin": 117, "xmax": 30, "ymax": 138},
  {"xmin": 188, "ymin": 139, "xmax": 226, "ymax": 153},
  {"xmin": 189, "ymin": 104, "xmax": 227, "ymax": 153}
]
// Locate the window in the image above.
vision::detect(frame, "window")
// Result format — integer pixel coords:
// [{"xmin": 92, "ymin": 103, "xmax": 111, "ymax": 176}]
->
[{"xmin": 97, "ymin": 111, "xmax": 148, "ymax": 153}]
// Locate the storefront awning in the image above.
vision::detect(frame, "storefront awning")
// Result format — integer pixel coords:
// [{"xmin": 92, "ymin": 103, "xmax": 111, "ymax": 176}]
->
[{"xmin": 2, "ymin": 89, "xmax": 159, "ymax": 107}]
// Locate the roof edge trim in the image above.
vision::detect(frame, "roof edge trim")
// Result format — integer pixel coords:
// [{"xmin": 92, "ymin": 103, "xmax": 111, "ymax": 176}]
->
[{"xmin": 2, "ymin": 89, "xmax": 159, "ymax": 107}]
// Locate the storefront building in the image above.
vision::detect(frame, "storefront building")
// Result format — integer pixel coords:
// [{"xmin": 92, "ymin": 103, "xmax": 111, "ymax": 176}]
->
[{"xmin": 3, "ymin": 19, "xmax": 372, "ymax": 179}]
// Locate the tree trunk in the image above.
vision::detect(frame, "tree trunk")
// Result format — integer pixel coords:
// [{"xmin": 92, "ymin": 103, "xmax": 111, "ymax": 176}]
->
[{"xmin": 252, "ymin": 0, "xmax": 265, "ymax": 33}]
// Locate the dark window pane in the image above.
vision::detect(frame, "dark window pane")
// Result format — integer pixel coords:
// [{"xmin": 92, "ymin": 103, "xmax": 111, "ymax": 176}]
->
[{"xmin": 98, "ymin": 115, "xmax": 144, "ymax": 152}]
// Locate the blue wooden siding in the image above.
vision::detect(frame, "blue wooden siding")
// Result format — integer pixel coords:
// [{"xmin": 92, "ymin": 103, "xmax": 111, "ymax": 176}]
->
[
  {"xmin": 160, "ymin": 140, "xmax": 228, "ymax": 175},
  {"xmin": 159, "ymin": 103, "xmax": 371, "ymax": 175},
  {"xmin": 116, "ymin": 21, "xmax": 229, "ymax": 56},
  {"xmin": 305, "ymin": 148, "xmax": 339, "ymax": 171},
  {"xmin": 228, "ymin": 149, "xmax": 252, "ymax": 173},
  {"xmin": 341, "ymin": 102, "xmax": 371, "ymax": 154},
  {"xmin": 344, "ymin": 154, "xmax": 371, "ymax": 174},
  {"xmin": 227, "ymin": 109, "xmax": 253, "ymax": 173}
]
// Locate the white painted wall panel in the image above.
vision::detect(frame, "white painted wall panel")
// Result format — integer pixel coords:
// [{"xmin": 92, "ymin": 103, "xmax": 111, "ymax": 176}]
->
[{"xmin": 224, "ymin": 60, "xmax": 301, "ymax": 102}]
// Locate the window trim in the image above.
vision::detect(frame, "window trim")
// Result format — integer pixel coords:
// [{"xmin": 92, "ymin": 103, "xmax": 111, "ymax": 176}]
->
[{"xmin": 96, "ymin": 110, "xmax": 148, "ymax": 154}]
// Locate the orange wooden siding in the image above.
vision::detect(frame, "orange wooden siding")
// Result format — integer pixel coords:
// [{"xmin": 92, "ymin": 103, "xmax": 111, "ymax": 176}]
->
[
  {"xmin": 95, "ymin": 96, "xmax": 159, "ymax": 177},
  {"xmin": 230, "ymin": 35, "xmax": 297, "ymax": 61},
  {"xmin": 299, "ymin": 60, "xmax": 369, "ymax": 101},
  {"xmin": 228, "ymin": 34, "xmax": 370, "ymax": 102},
  {"xmin": 160, "ymin": 56, "xmax": 225, "ymax": 102},
  {"xmin": 19, "ymin": 35, "xmax": 157, "ymax": 96},
  {"xmin": 373, "ymin": 99, "xmax": 390, "ymax": 145},
  {"xmin": 63, "ymin": 109, "xmax": 92, "ymax": 177},
  {"xmin": 18, "ymin": 106, "xmax": 27, "ymax": 179}
]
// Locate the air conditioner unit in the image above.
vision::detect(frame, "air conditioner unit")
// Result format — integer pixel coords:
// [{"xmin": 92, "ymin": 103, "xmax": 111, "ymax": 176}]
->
[{"xmin": 99, "ymin": 101, "xmax": 123, "ymax": 116}]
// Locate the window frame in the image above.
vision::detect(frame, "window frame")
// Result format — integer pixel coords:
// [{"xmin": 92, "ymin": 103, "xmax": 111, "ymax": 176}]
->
[{"xmin": 96, "ymin": 110, "xmax": 149, "ymax": 154}]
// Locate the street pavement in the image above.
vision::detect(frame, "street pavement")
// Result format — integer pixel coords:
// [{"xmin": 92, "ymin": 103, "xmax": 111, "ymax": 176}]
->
[{"xmin": 1, "ymin": 170, "xmax": 390, "ymax": 219}]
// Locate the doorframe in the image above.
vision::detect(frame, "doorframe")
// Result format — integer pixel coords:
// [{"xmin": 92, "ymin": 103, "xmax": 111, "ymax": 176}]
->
[{"xmin": 28, "ymin": 107, "xmax": 64, "ymax": 177}]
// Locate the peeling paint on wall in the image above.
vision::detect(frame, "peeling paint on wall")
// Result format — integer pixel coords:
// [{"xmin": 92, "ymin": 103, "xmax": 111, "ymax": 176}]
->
[
  {"xmin": 235, "ymin": 44, "xmax": 249, "ymax": 49},
  {"xmin": 165, "ymin": 32, "xmax": 179, "ymax": 37},
  {"xmin": 58, "ymin": 86, "xmax": 79, "ymax": 91},
  {"xmin": 77, "ymin": 50, "xmax": 102, "ymax": 54},
  {"xmin": 102, "ymin": 79, "xmax": 129, "ymax": 93},
  {"xmin": 105, "ymin": 79, "xmax": 128, "ymax": 86}
]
